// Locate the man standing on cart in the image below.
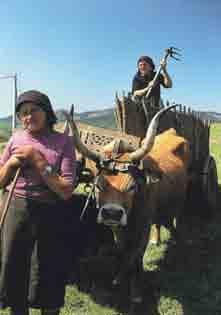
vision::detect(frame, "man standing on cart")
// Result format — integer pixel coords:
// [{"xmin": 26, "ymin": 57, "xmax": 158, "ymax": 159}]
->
[
  {"xmin": 132, "ymin": 54, "xmax": 173, "ymax": 245},
  {"xmin": 132, "ymin": 55, "xmax": 173, "ymax": 108}
]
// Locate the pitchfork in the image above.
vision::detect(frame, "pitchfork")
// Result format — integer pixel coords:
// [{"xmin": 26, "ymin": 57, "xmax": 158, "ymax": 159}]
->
[{"xmin": 142, "ymin": 46, "xmax": 181, "ymax": 121}]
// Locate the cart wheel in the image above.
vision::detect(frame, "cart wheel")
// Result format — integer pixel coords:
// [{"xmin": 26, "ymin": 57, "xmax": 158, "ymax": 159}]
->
[{"xmin": 202, "ymin": 156, "xmax": 218, "ymax": 212}]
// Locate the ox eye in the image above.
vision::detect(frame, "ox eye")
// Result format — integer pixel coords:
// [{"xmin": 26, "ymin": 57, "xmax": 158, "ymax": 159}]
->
[{"xmin": 124, "ymin": 183, "xmax": 137, "ymax": 193}]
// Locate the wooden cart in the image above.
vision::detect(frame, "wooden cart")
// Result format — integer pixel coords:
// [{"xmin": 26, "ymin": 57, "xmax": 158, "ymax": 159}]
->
[
  {"xmin": 76, "ymin": 94, "xmax": 218, "ymax": 213},
  {"xmin": 114, "ymin": 94, "xmax": 218, "ymax": 213}
]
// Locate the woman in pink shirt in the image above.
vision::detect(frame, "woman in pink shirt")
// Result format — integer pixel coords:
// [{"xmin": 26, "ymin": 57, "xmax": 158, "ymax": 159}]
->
[{"xmin": 0, "ymin": 90, "xmax": 76, "ymax": 315}]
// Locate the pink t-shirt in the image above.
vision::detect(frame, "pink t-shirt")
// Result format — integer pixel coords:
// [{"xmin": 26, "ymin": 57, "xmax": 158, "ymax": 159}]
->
[{"xmin": 0, "ymin": 129, "xmax": 76, "ymax": 199}]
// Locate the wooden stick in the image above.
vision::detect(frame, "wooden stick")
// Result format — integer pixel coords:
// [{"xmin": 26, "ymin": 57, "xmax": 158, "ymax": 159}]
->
[{"xmin": 0, "ymin": 167, "xmax": 21, "ymax": 230}]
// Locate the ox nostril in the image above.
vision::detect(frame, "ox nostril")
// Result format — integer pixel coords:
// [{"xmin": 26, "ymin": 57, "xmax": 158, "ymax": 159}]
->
[{"xmin": 101, "ymin": 205, "xmax": 124, "ymax": 222}]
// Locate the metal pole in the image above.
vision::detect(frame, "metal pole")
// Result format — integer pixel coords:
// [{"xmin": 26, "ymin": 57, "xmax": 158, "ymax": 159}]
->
[
  {"xmin": 0, "ymin": 74, "xmax": 18, "ymax": 133},
  {"xmin": 12, "ymin": 74, "xmax": 18, "ymax": 131}
]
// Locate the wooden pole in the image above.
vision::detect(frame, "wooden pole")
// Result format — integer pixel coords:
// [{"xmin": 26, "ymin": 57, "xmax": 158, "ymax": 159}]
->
[{"xmin": 0, "ymin": 167, "xmax": 21, "ymax": 230}]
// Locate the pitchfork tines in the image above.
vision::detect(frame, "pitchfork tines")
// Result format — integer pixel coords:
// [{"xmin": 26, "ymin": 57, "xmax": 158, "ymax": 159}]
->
[{"xmin": 165, "ymin": 47, "xmax": 182, "ymax": 61}]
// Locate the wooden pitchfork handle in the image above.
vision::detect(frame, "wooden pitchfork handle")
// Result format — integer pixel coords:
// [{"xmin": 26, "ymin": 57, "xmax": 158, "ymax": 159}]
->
[
  {"xmin": 0, "ymin": 167, "xmax": 21, "ymax": 230},
  {"xmin": 142, "ymin": 47, "xmax": 181, "ymax": 123}
]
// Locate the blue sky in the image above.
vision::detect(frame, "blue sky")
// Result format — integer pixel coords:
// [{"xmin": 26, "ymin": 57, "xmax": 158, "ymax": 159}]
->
[{"xmin": 0, "ymin": 0, "xmax": 220, "ymax": 117}]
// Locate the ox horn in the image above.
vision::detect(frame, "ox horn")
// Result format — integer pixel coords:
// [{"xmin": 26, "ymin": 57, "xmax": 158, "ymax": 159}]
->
[
  {"xmin": 128, "ymin": 104, "xmax": 177, "ymax": 161},
  {"xmin": 61, "ymin": 107, "xmax": 102, "ymax": 163}
]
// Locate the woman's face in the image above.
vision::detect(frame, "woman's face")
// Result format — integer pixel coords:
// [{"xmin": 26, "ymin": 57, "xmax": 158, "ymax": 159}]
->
[
  {"xmin": 18, "ymin": 102, "xmax": 47, "ymax": 133},
  {"xmin": 138, "ymin": 61, "xmax": 152, "ymax": 76}
]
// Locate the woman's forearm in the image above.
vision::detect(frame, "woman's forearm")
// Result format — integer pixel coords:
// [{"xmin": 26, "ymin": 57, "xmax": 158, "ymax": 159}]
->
[
  {"xmin": 32, "ymin": 154, "xmax": 74, "ymax": 200},
  {"xmin": 41, "ymin": 173, "xmax": 74, "ymax": 200}
]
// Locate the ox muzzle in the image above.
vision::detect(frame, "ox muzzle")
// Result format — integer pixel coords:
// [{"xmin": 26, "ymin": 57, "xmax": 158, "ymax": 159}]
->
[{"xmin": 97, "ymin": 203, "xmax": 128, "ymax": 227}]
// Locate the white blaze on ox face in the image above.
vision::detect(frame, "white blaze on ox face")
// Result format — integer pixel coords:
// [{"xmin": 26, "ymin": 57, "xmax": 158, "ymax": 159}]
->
[{"xmin": 95, "ymin": 165, "xmax": 137, "ymax": 227}]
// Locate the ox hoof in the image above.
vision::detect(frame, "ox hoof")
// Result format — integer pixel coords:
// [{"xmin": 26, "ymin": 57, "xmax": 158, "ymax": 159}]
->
[
  {"xmin": 112, "ymin": 278, "xmax": 120, "ymax": 286},
  {"xmin": 131, "ymin": 296, "xmax": 143, "ymax": 303},
  {"xmin": 129, "ymin": 300, "xmax": 144, "ymax": 315}
]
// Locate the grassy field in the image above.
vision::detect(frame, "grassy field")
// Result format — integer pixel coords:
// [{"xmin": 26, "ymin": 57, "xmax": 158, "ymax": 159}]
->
[
  {"xmin": 1, "ymin": 124, "xmax": 221, "ymax": 315},
  {"xmin": 0, "ymin": 122, "xmax": 11, "ymax": 143}
]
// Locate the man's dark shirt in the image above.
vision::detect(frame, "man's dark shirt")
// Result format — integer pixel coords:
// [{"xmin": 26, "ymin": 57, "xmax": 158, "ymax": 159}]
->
[{"xmin": 132, "ymin": 72, "xmax": 166, "ymax": 106}]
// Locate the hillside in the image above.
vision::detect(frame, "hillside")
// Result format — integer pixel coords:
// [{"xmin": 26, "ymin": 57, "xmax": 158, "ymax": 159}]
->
[
  {"xmin": 0, "ymin": 107, "xmax": 220, "ymax": 135},
  {"xmin": 56, "ymin": 108, "xmax": 117, "ymax": 129},
  {"xmin": 198, "ymin": 111, "xmax": 221, "ymax": 123}
]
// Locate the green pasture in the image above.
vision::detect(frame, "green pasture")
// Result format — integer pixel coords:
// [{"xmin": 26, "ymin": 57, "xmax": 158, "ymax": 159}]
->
[
  {"xmin": 1, "ymin": 123, "xmax": 221, "ymax": 315},
  {"xmin": 210, "ymin": 124, "xmax": 221, "ymax": 182}
]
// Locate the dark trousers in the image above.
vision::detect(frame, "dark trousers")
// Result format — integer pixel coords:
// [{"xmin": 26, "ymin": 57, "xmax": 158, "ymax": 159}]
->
[{"xmin": 0, "ymin": 193, "xmax": 74, "ymax": 310}]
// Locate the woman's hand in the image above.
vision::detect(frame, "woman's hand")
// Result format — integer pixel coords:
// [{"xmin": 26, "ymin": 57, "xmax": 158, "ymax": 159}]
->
[
  {"xmin": 7, "ymin": 155, "xmax": 23, "ymax": 168},
  {"xmin": 14, "ymin": 145, "xmax": 46, "ymax": 167},
  {"xmin": 160, "ymin": 58, "xmax": 167, "ymax": 71},
  {"xmin": 14, "ymin": 145, "xmax": 35, "ymax": 161}
]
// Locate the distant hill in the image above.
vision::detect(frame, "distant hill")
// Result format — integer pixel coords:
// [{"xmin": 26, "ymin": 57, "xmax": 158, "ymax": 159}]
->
[
  {"xmin": 55, "ymin": 108, "xmax": 221, "ymax": 127},
  {"xmin": 56, "ymin": 108, "xmax": 117, "ymax": 129},
  {"xmin": 197, "ymin": 111, "xmax": 221, "ymax": 123},
  {"xmin": 0, "ymin": 108, "xmax": 220, "ymax": 137}
]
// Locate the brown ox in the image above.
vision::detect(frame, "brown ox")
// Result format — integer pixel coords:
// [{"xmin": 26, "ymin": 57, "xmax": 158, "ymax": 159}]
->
[{"xmin": 63, "ymin": 106, "xmax": 190, "ymax": 306}]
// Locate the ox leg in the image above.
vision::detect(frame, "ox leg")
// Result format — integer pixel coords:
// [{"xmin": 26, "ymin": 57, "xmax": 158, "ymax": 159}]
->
[
  {"xmin": 129, "ymin": 257, "xmax": 144, "ymax": 304},
  {"xmin": 112, "ymin": 258, "xmax": 143, "ymax": 306},
  {"xmin": 166, "ymin": 205, "xmax": 185, "ymax": 245},
  {"xmin": 174, "ymin": 209, "xmax": 185, "ymax": 244}
]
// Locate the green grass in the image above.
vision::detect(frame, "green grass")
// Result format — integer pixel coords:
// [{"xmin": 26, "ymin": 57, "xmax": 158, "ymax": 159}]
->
[
  {"xmin": 0, "ymin": 121, "xmax": 11, "ymax": 140},
  {"xmin": 1, "ymin": 123, "xmax": 221, "ymax": 315},
  {"xmin": 210, "ymin": 124, "xmax": 221, "ymax": 182}
]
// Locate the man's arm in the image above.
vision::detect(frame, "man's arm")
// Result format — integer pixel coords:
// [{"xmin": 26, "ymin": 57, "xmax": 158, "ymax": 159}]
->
[
  {"xmin": 133, "ymin": 70, "xmax": 172, "ymax": 97},
  {"xmin": 132, "ymin": 76, "xmax": 156, "ymax": 98},
  {"xmin": 133, "ymin": 83, "xmax": 153, "ymax": 97},
  {"xmin": 160, "ymin": 59, "xmax": 172, "ymax": 88}
]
